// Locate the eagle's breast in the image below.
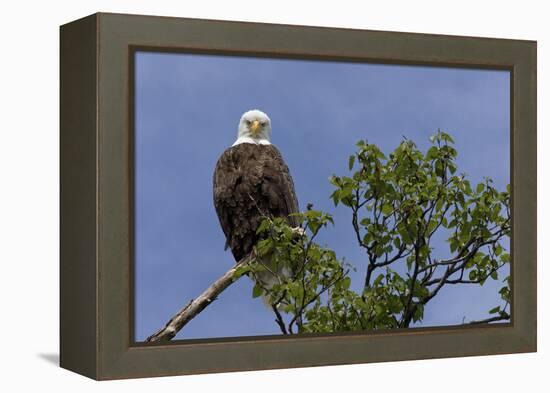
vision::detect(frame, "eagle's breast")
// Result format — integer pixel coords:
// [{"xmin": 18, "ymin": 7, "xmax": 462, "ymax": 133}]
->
[{"xmin": 213, "ymin": 143, "xmax": 299, "ymax": 262}]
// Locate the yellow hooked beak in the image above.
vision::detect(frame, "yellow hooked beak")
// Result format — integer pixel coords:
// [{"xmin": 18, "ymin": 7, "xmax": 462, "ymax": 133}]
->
[{"xmin": 250, "ymin": 120, "xmax": 261, "ymax": 136}]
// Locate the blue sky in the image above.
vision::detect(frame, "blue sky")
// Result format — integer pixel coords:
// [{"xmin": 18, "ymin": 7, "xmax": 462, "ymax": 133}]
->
[{"xmin": 134, "ymin": 51, "xmax": 510, "ymax": 341}]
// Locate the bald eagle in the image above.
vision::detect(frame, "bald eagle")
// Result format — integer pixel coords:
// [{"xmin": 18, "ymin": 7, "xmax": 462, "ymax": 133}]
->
[{"xmin": 213, "ymin": 109, "xmax": 300, "ymax": 298}]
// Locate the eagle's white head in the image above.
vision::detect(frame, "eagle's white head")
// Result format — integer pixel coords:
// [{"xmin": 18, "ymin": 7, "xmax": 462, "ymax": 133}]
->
[{"xmin": 233, "ymin": 109, "xmax": 272, "ymax": 146}]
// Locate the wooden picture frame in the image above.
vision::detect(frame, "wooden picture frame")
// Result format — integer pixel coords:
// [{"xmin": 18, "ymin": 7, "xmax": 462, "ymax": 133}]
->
[{"xmin": 60, "ymin": 12, "xmax": 537, "ymax": 380}]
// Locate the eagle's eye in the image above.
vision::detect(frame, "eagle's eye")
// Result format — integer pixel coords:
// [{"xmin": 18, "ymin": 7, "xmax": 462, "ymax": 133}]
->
[
  {"xmin": 245, "ymin": 120, "xmax": 251, "ymax": 125},
  {"xmin": 260, "ymin": 121, "xmax": 266, "ymax": 126}
]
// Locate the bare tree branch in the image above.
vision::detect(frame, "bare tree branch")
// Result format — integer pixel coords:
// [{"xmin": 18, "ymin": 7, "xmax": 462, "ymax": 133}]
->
[
  {"xmin": 272, "ymin": 303, "xmax": 288, "ymax": 335},
  {"xmin": 468, "ymin": 312, "xmax": 510, "ymax": 325},
  {"xmin": 146, "ymin": 253, "xmax": 255, "ymax": 343}
]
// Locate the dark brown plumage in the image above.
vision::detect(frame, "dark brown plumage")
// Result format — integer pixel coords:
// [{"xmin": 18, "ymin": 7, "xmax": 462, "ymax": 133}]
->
[{"xmin": 213, "ymin": 143, "xmax": 299, "ymax": 262}]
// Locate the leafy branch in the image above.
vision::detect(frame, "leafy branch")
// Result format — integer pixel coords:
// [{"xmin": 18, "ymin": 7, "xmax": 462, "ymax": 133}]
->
[
  {"xmin": 147, "ymin": 130, "xmax": 511, "ymax": 341},
  {"xmin": 258, "ymin": 130, "xmax": 511, "ymax": 332}
]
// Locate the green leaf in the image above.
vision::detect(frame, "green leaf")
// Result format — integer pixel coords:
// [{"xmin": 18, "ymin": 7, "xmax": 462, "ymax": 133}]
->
[
  {"xmin": 435, "ymin": 160, "xmax": 444, "ymax": 177},
  {"xmin": 360, "ymin": 217, "xmax": 371, "ymax": 226},
  {"xmin": 256, "ymin": 219, "xmax": 271, "ymax": 234},
  {"xmin": 413, "ymin": 304, "xmax": 424, "ymax": 322},
  {"xmin": 393, "ymin": 237, "xmax": 401, "ymax": 249},
  {"xmin": 448, "ymin": 163, "xmax": 457, "ymax": 174},
  {"xmin": 427, "ymin": 219, "xmax": 438, "ymax": 234},
  {"xmin": 381, "ymin": 204, "xmax": 393, "ymax": 215},
  {"xmin": 330, "ymin": 190, "xmax": 341, "ymax": 206},
  {"xmin": 256, "ymin": 238, "xmax": 273, "ymax": 256},
  {"xmin": 342, "ymin": 276, "xmax": 351, "ymax": 290},
  {"xmin": 476, "ymin": 183, "xmax": 485, "ymax": 194},
  {"xmin": 252, "ymin": 284, "xmax": 263, "ymax": 298},
  {"xmin": 348, "ymin": 154, "xmax": 356, "ymax": 170},
  {"xmin": 373, "ymin": 274, "xmax": 384, "ymax": 287},
  {"xmin": 489, "ymin": 306, "xmax": 500, "ymax": 314},
  {"xmin": 426, "ymin": 146, "xmax": 439, "ymax": 160},
  {"xmin": 439, "ymin": 131, "xmax": 455, "ymax": 144},
  {"xmin": 449, "ymin": 239, "xmax": 457, "ymax": 253}
]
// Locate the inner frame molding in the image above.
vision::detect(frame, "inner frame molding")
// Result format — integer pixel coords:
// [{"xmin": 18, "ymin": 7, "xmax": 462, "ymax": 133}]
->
[{"xmin": 60, "ymin": 12, "xmax": 536, "ymax": 380}]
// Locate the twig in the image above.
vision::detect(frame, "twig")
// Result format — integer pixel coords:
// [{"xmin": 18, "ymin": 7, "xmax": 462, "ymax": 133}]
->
[
  {"xmin": 272, "ymin": 304, "xmax": 288, "ymax": 335},
  {"xmin": 468, "ymin": 313, "xmax": 510, "ymax": 325},
  {"xmin": 146, "ymin": 253, "xmax": 255, "ymax": 343}
]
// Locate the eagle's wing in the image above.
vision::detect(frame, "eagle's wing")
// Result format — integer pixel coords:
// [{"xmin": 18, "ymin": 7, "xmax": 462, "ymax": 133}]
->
[
  {"xmin": 262, "ymin": 145, "xmax": 300, "ymax": 227},
  {"xmin": 212, "ymin": 147, "xmax": 238, "ymax": 250}
]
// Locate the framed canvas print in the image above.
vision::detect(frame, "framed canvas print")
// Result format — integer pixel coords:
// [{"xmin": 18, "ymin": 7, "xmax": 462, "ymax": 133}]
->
[{"xmin": 60, "ymin": 12, "xmax": 537, "ymax": 380}]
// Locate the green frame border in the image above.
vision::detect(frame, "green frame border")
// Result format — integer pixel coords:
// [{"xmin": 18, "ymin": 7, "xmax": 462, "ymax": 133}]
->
[{"xmin": 60, "ymin": 12, "xmax": 536, "ymax": 380}]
